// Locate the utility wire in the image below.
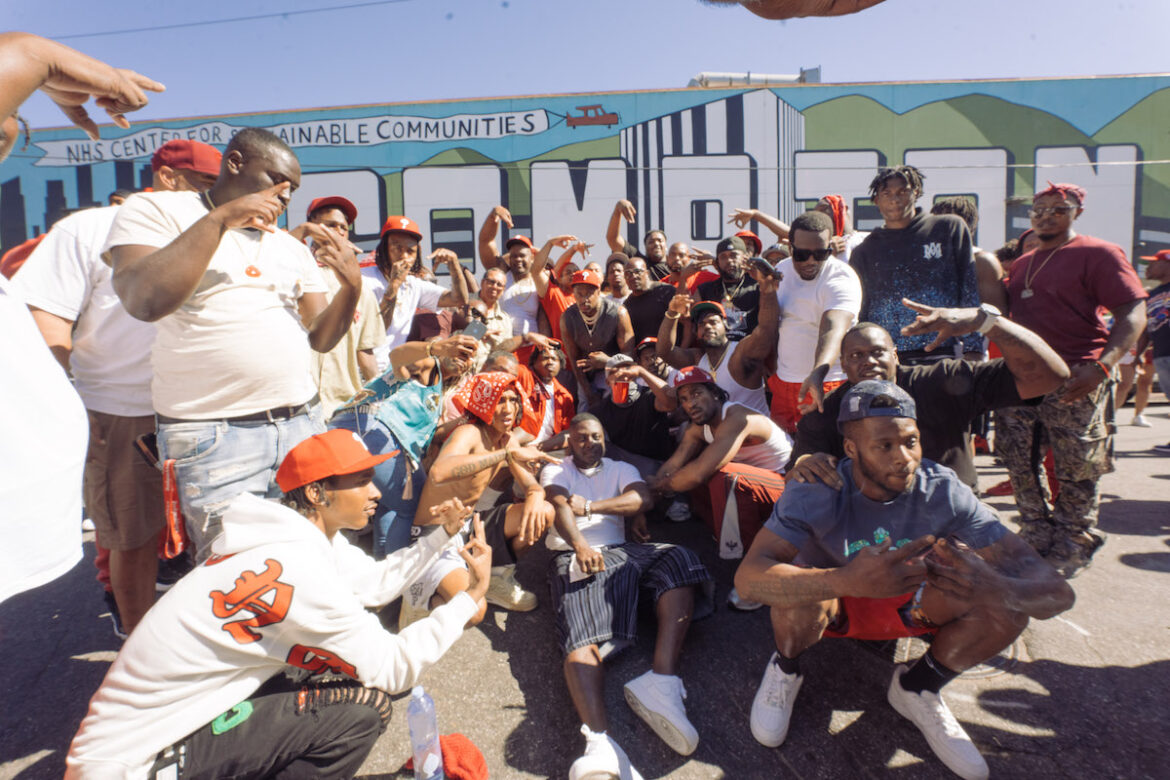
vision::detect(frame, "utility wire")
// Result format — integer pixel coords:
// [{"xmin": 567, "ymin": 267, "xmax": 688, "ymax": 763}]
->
[{"xmin": 53, "ymin": 0, "xmax": 419, "ymax": 41}]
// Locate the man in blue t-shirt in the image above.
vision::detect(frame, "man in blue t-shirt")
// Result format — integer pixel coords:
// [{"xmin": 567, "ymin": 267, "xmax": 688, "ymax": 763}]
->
[{"xmin": 735, "ymin": 381, "xmax": 1074, "ymax": 780}]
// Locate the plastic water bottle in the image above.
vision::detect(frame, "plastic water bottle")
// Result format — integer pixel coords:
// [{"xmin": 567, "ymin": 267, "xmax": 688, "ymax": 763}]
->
[{"xmin": 407, "ymin": 686, "xmax": 444, "ymax": 780}]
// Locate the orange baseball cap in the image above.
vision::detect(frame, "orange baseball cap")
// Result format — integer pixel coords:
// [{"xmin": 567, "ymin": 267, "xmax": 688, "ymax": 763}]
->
[
  {"xmin": 307, "ymin": 196, "xmax": 357, "ymax": 224},
  {"xmin": 1139, "ymin": 249, "xmax": 1170, "ymax": 262},
  {"xmin": 505, "ymin": 235, "xmax": 534, "ymax": 250},
  {"xmin": 570, "ymin": 269, "xmax": 602, "ymax": 288},
  {"xmin": 150, "ymin": 139, "xmax": 221, "ymax": 177},
  {"xmin": 735, "ymin": 230, "xmax": 763, "ymax": 255},
  {"xmin": 275, "ymin": 430, "xmax": 397, "ymax": 492},
  {"xmin": 380, "ymin": 215, "xmax": 423, "ymax": 241}
]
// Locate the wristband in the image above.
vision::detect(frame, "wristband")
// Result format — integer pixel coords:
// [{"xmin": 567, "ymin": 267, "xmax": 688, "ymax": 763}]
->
[
  {"xmin": 665, "ymin": 311, "xmax": 680, "ymax": 320},
  {"xmin": 426, "ymin": 341, "xmax": 437, "ymax": 357},
  {"xmin": 1093, "ymin": 359, "xmax": 1111, "ymax": 378}
]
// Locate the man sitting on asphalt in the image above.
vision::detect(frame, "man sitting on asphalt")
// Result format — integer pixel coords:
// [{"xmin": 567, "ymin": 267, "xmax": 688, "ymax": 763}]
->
[
  {"xmin": 650, "ymin": 367, "xmax": 791, "ymax": 561},
  {"xmin": 542, "ymin": 414, "xmax": 714, "ymax": 779},
  {"xmin": 787, "ymin": 299, "xmax": 1068, "ymax": 492},
  {"xmin": 67, "ymin": 429, "xmax": 491, "ymax": 779},
  {"xmin": 735, "ymin": 381, "xmax": 1075, "ymax": 780},
  {"xmin": 405, "ymin": 372, "xmax": 559, "ymax": 627}
]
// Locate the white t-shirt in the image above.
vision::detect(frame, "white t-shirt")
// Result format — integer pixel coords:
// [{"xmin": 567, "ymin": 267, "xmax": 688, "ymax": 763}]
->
[
  {"xmin": 0, "ymin": 277, "xmax": 86, "ymax": 604},
  {"xmin": 540, "ymin": 457, "xmax": 643, "ymax": 550},
  {"xmin": 773, "ymin": 257, "xmax": 862, "ymax": 382},
  {"xmin": 103, "ymin": 191, "xmax": 326, "ymax": 419},
  {"xmin": 12, "ymin": 205, "xmax": 154, "ymax": 416},
  {"xmin": 361, "ymin": 267, "xmax": 444, "ymax": 373},
  {"xmin": 499, "ymin": 274, "xmax": 539, "ymax": 334}
]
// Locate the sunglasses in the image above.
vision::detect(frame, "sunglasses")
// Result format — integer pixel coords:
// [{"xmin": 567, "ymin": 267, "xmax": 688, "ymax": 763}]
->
[
  {"xmin": 1027, "ymin": 206, "xmax": 1077, "ymax": 218},
  {"xmin": 791, "ymin": 247, "xmax": 834, "ymax": 263}
]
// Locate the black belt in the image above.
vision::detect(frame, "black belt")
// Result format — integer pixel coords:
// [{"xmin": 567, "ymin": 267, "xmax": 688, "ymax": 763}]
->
[{"xmin": 156, "ymin": 394, "xmax": 319, "ymax": 426}]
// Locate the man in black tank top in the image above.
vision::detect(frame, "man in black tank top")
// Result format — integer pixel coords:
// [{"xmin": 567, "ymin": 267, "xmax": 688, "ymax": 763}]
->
[{"xmin": 559, "ymin": 269, "xmax": 634, "ymax": 409}]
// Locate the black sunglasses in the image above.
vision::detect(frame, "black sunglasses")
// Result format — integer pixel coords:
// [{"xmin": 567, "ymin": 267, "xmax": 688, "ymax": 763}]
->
[{"xmin": 791, "ymin": 247, "xmax": 834, "ymax": 263}]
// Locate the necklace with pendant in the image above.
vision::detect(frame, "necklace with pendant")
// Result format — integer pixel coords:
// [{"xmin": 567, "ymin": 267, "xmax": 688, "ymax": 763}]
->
[{"xmin": 1021, "ymin": 237, "xmax": 1073, "ymax": 299}]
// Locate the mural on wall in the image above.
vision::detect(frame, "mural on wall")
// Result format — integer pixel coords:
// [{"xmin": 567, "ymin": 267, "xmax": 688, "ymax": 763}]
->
[{"xmin": 3, "ymin": 75, "xmax": 1169, "ymax": 278}]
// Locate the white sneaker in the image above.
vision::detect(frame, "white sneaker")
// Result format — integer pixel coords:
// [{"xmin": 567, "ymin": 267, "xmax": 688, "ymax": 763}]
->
[
  {"xmin": 485, "ymin": 564, "xmax": 537, "ymax": 611},
  {"xmin": 1132, "ymin": 414, "xmax": 1152, "ymax": 428},
  {"xmin": 727, "ymin": 587, "xmax": 765, "ymax": 611},
  {"xmin": 750, "ymin": 652, "xmax": 803, "ymax": 747},
  {"xmin": 623, "ymin": 670, "xmax": 699, "ymax": 755},
  {"xmin": 887, "ymin": 664, "xmax": 989, "ymax": 780},
  {"xmin": 568, "ymin": 725, "xmax": 644, "ymax": 780}
]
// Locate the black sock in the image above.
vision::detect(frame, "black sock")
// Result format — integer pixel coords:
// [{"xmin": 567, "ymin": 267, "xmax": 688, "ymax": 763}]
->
[
  {"xmin": 773, "ymin": 651, "xmax": 801, "ymax": 675},
  {"xmin": 899, "ymin": 649, "xmax": 960, "ymax": 694}
]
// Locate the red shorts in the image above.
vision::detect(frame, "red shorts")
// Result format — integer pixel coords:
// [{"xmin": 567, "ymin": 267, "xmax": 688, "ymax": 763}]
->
[
  {"xmin": 822, "ymin": 593, "xmax": 936, "ymax": 641},
  {"xmin": 767, "ymin": 376, "xmax": 846, "ymax": 434}
]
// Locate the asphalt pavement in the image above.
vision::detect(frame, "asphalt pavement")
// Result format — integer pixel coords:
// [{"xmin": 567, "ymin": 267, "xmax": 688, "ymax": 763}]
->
[{"xmin": 2, "ymin": 403, "xmax": 1168, "ymax": 780}]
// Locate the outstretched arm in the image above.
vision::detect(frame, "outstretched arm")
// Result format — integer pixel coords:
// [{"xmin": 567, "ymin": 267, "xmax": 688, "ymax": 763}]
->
[
  {"xmin": 657, "ymin": 293, "xmax": 703, "ymax": 368},
  {"xmin": 606, "ymin": 199, "xmax": 636, "ymax": 253},
  {"xmin": 798, "ymin": 309, "xmax": 856, "ymax": 413},
  {"xmin": 477, "ymin": 205, "xmax": 511, "ymax": 270},
  {"xmin": 729, "ymin": 207, "xmax": 790, "ymax": 240}
]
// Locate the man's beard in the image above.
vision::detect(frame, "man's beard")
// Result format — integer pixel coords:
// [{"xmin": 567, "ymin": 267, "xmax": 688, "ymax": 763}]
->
[
  {"xmin": 699, "ymin": 332, "xmax": 727, "ymax": 349},
  {"xmin": 856, "ymin": 453, "xmax": 914, "ymax": 500}
]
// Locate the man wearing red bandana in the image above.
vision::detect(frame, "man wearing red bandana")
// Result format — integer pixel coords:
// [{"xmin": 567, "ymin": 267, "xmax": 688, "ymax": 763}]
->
[{"xmin": 405, "ymin": 372, "xmax": 560, "ymax": 626}]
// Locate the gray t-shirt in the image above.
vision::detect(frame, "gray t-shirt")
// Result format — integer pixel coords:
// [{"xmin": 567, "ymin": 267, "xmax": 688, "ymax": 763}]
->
[{"xmin": 765, "ymin": 458, "xmax": 1006, "ymax": 568}]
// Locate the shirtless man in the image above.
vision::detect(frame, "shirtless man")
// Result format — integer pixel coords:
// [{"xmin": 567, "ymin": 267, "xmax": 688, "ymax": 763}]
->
[{"xmin": 406, "ymin": 372, "xmax": 559, "ymax": 626}]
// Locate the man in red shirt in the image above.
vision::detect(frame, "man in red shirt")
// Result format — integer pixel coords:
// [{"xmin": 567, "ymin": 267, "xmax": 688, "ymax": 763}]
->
[{"xmin": 997, "ymin": 183, "xmax": 1147, "ymax": 577}]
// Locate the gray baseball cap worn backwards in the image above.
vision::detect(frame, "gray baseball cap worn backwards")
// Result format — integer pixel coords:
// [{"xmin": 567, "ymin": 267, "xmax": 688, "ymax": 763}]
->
[{"xmin": 837, "ymin": 380, "xmax": 917, "ymax": 433}]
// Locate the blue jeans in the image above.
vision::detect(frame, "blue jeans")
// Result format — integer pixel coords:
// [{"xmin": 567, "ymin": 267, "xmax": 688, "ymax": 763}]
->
[
  {"xmin": 330, "ymin": 410, "xmax": 422, "ymax": 559},
  {"xmin": 157, "ymin": 408, "xmax": 324, "ymax": 562}
]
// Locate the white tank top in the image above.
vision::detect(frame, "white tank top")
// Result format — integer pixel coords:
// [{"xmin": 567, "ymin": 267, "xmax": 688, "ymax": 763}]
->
[
  {"xmin": 702, "ymin": 403, "xmax": 792, "ymax": 473},
  {"xmin": 698, "ymin": 340, "xmax": 768, "ymax": 415}
]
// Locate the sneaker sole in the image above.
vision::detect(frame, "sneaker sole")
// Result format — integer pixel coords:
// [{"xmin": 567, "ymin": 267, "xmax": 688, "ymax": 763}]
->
[
  {"xmin": 749, "ymin": 674, "xmax": 802, "ymax": 748},
  {"xmin": 623, "ymin": 686, "xmax": 698, "ymax": 756}
]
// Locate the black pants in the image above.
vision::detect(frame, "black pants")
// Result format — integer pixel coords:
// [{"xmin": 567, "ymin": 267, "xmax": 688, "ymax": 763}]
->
[{"xmin": 149, "ymin": 674, "xmax": 391, "ymax": 779}]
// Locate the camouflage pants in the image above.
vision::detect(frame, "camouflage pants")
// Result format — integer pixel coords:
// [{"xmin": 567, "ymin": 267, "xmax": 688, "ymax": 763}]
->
[{"xmin": 995, "ymin": 373, "xmax": 1115, "ymax": 547}]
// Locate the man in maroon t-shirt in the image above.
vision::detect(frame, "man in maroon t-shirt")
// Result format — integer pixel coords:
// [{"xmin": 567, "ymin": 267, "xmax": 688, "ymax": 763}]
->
[{"xmin": 998, "ymin": 182, "xmax": 1146, "ymax": 577}]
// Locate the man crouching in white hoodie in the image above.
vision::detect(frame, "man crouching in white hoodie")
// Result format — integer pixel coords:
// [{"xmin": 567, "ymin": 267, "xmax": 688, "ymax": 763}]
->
[{"xmin": 67, "ymin": 429, "xmax": 491, "ymax": 779}]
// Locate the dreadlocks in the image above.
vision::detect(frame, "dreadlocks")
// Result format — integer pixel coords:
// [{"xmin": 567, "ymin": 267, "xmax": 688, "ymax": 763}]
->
[
  {"xmin": 931, "ymin": 196, "xmax": 979, "ymax": 233},
  {"xmin": 868, "ymin": 165, "xmax": 926, "ymax": 200}
]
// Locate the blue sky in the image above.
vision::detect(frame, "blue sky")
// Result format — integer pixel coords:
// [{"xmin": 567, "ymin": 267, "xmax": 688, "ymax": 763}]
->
[{"xmin": 4, "ymin": 0, "xmax": 1169, "ymax": 131}]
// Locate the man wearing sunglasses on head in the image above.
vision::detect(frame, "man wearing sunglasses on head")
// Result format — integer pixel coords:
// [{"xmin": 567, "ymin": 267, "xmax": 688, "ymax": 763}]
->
[{"xmin": 767, "ymin": 210, "xmax": 862, "ymax": 433}]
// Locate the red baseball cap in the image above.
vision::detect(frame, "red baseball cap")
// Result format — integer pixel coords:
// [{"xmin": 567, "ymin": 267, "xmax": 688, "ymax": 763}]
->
[
  {"xmin": 275, "ymin": 430, "xmax": 397, "ymax": 493},
  {"xmin": 150, "ymin": 140, "xmax": 221, "ymax": 177},
  {"xmin": 307, "ymin": 196, "xmax": 357, "ymax": 224},
  {"xmin": 636, "ymin": 336, "xmax": 658, "ymax": 353},
  {"xmin": 673, "ymin": 366, "xmax": 716, "ymax": 389},
  {"xmin": 380, "ymin": 215, "xmax": 423, "ymax": 241},
  {"xmin": 690, "ymin": 300, "xmax": 726, "ymax": 323},
  {"xmin": 736, "ymin": 230, "xmax": 763, "ymax": 255},
  {"xmin": 570, "ymin": 269, "xmax": 602, "ymax": 288},
  {"xmin": 505, "ymin": 235, "xmax": 534, "ymax": 250},
  {"xmin": 1139, "ymin": 249, "xmax": 1170, "ymax": 262}
]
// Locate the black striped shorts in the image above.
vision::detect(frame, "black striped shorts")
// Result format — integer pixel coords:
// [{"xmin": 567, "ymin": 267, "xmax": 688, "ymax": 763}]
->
[{"xmin": 549, "ymin": 542, "xmax": 713, "ymax": 654}]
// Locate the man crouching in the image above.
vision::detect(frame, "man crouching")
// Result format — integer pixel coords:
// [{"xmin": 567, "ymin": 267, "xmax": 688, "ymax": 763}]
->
[
  {"xmin": 542, "ymin": 414, "xmax": 715, "ymax": 780},
  {"xmin": 735, "ymin": 381, "xmax": 1074, "ymax": 780}
]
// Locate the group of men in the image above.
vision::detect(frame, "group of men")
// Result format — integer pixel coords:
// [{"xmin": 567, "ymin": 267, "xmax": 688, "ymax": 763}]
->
[{"xmin": 2, "ymin": 33, "xmax": 1162, "ymax": 778}]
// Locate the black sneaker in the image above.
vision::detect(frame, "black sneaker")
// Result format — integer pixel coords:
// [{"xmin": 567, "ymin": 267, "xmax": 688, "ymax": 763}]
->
[
  {"xmin": 156, "ymin": 550, "xmax": 194, "ymax": 592},
  {"xmin": 103, "ymin": 591, "xmax": 127, "ymax": 640}
]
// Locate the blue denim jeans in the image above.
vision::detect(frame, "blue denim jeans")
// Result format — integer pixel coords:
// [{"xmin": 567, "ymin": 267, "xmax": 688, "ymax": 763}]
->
[
  {"xmin": 157, "ymin": 407, "xmax": 324, "ymax": 562},
  {"xmin": 330, "ymin": 410, "xmax": 422, "ymax": 559}
]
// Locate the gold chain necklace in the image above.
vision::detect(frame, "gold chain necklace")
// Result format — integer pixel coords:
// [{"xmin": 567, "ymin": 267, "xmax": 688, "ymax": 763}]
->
[{"xmin": 1021, "ymin": 236, "xmax": 1074, "ymax": 299}]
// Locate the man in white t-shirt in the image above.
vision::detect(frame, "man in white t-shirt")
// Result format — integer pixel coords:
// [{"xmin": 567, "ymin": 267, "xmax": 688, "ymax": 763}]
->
[
  {"xmin": 767, "ymin": 210, "xmax": 862, "ymax": 433},
  {"xmin": 13, "ymin": 138, "xmax": 221, "ymax": 632},
  {"xmin": 106, "ymin": 127, "xmax": 363, "ymax": 562},
  {"xmin": 541, "ymin": 414, "xmax": 713, "ymax": 779},
  {"xmin": 361, "ymin": 214, "xmax": 469, "ymax": 373},
  {"xmin": 477, "ymin": 206, "xmax": 543, "ymax": 335}
]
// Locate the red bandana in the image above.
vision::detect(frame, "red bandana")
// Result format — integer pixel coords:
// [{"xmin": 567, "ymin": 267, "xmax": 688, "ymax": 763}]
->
[
  {"xmin": 453, "ymin": 372, "xmax": 526, "ymax": 427},
  {"xmin": 820, "ymin": 194, "xmax": 846, "ymax": 237}
]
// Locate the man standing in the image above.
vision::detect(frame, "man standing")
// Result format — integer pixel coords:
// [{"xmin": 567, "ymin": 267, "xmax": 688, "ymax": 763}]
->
[
  {"xmin": 107, "ymin": 128, "xmax": 361, "ymax": 561},
  {"xmin": 364, "ymin": 215, "xmax": 470, "ymax": 371},
  {"xmin": 605, "ymin": 198, "xmax": 671, "ymax": 280},
  {"xmin": 1137, "ymin": 249, "xmax": 1170, "ymax": 452},
  {"xmin": 787, "ymin": 302, "xmax": 1068, "ymax": 492},
  {"xmin": 997, "ymin": 183, "xmax": 1147, "ymax": 575},
  {"xmin": 652, "ymin": 368, "xmax": 792, "ymax": 559},
  {"xmin": 14, "ymin": 139, "xmax": 220, "ymax": 631},
  {"xmin": 293, "ymin": 196, "xmax": 386, "ymax": 415},
  {"xmin": 478, "ymin": 206, "xmax": 543, "ymax": 335},
  {"xmin": 767, "ymin": 210, "xmax": 862, "ymax": 432},
  {"xmin": 696, "ymin": 236, "xmax": 760, "ymax": 341},
  {"xmin": 67, "ymin": 429, "xmax": 491, "ymax": 778},
  {"xmin": 849, "ymin": 165, "xmax": 982, "ymax": 363},
  {"xmin": 560, "ymin": 269, "xmax": 635, "ymax": 408},
  {"xmin": 542, "ymin": 415, "xmax": 714, "ymax": 778},
  {"xmin": 736, "ymin": 381, "xmax": 1074, "ymax": 780},
  {"xmin": 622, "ymin": 255, "xmax": 678, "ymax": 343}
]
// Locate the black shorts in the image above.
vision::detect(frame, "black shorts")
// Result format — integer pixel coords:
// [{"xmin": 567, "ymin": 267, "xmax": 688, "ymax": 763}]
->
[{"xmin": 548, "ymin": 542, "xmax": 713, "ymax": 654}]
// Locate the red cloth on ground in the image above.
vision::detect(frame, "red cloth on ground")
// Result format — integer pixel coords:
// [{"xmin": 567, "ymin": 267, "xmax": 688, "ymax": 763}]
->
[{"xmin": 690, "ymin": 462, "xmax": 786, "ymax": 558}]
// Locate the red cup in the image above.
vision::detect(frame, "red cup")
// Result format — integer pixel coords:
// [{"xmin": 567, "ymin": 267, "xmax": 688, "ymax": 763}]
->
[{"xmin": 612, "ymin": 381, "xmax": 629, "ymax": 404}]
